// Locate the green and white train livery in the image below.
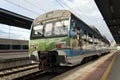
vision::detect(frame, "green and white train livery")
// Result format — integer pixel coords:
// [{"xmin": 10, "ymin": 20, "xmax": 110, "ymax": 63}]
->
[{"xmin": 29, "ymin": 10, "xmax": 110, "ymax": 70}]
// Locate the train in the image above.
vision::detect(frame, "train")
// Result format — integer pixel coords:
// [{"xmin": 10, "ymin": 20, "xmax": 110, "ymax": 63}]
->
[
  {"xmin": 0, "ymin": 38, "xmax": 28, "ymax": 52},
  {"xmin": 29, "ymin": 10, "xmax": 110, "ymax": 71}
]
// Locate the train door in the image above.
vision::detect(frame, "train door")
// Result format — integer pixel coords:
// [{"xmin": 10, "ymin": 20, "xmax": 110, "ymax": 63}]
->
[{"xmin": 70, "ymin": 18, "xmax": 83, "ymax": 56}]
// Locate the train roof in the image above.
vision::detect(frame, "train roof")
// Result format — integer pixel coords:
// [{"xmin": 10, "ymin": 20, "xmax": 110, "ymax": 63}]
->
[{"xmin": 33, "ymin": 10, "xmax": 71, "ymax": 25}]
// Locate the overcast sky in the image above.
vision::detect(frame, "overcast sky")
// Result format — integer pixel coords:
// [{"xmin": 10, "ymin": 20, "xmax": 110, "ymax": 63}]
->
[{"xmin": 0, "ymin": 0, "xmax": 114, "ymax": 42}]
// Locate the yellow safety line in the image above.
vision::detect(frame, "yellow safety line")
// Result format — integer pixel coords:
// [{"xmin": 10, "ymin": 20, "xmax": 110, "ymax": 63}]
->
[{"xmin": 100, "ymin": 53, "xmax": 117, "ymax": 80}]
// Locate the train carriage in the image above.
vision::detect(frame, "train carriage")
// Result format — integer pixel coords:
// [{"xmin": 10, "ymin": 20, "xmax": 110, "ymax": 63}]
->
[
  {"xmin": 0, "ymin": 38, "xmax": 28, "ymax": 51},
  {"xmin": 29, "ymin": 10, "xmax": 110, "ymax": 71}
]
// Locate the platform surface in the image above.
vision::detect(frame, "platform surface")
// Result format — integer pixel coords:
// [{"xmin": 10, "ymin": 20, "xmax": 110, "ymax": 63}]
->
[
  {"xmin": 0, "ymin": 52, "xmax": 29, "ymax": 60},
  {"xmin": 0, "ymin": 51, "xmax": 30, "ymax": 70},
  {"xmin": 0, "ymin": 51, "xmax": 29, "ymax": 63},
  {"xmin": 51, "ymin": 50, "xmax": 116, "ymax": 80},
  {"xmin": 106, "ymin": 51, "xmax": 120, "ymax": 80},
  {"xmin": 1, "ymin": 50, "xmax": 119, "ymax": 80}
]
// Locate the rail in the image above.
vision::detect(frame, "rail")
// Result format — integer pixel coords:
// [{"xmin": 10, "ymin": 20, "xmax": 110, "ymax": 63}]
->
[{"xmin": 0, "ymin": 63, "xmax": 38, "ymax": 80}]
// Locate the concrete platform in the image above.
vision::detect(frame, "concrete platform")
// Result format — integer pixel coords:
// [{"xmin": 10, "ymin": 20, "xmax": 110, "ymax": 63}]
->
[
  {"xmin": 102, "ymin": 51, "xmax": 120, "ymax": 80},
  {"xmin": 51, "ymin": 50, "xmax": 117, "ymax": 80},
  {"xmin": 0, "ymin": 51, "xmax": 29, "ymax": 60},
  {"xmin": 0, "ymin": 51, "xmax": 31, "ymax": 70}
]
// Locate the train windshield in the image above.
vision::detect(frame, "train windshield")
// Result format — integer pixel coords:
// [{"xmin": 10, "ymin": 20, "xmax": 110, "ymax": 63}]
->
[
  {"xmin": 31, "ymin": 19, "xmax": 69, "ymax": 38},
  {"xmin": 44, "ymin": 23, "xmax": 53, "ymax": 37},
  {"xmin": 32, "ymin": 25, "xmax": 44, "ymax": 38},
  {"xmin": 53, "ymin": 20, "xmax": 68, "ymax": 36}
]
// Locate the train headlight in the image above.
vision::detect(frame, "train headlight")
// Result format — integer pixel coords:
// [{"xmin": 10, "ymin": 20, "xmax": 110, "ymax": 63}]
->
[
  {"xmin": 31, "ymin": 45, "xmax": 38, "ymax": 50},
  {"xmin": 56, "ymin": 44, "xmax": 61, "ymax": 48}
]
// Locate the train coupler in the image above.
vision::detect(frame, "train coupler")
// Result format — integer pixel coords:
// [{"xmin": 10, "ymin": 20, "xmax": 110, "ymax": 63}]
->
[
  {"xmin": 38, "ymin": 51, "xmax": 59, "ymax": 70},
  {"xmin": 40, "ymin": 61, "xmax": 45, "ymax": 71}
]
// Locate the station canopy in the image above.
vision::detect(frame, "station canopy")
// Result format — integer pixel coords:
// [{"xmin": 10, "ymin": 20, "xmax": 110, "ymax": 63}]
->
[
  {"xmin": 0, "ymin": 8, "xmax": 33, "ymax": 29},
  {"xmin": 95, "ymin": 0, "xmax": 120, "ymax": 44}
]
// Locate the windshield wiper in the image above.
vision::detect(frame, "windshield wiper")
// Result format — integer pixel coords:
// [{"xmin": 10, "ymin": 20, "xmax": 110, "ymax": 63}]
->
[{"xmin": 35, "ymin": 30, "xmax": 44, "ymax": 37}]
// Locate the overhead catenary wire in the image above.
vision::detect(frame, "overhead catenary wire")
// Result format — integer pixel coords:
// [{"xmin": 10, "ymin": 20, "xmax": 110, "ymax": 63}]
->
[
  {"xmin": 25, "ymin": 0, "xmax": 46, "ymax": 12},
  {"xmin": 69, "ymin": 0, "xmax": 111, "ymax": 40},
  {"xmin": 68, "ymin": 0, "xmax": 90, "ymax": 19},
  {"xmin": 59, "ymin": 0, "xmax": 82, "ymax": 18},
  {"xmin": 56, "ymin": 0, "xmax": 108, "ymax": 38},
  {"xmin": 56, "ymin": 0, "xmax": 79, "ymax": 16},
  {"xmin": 60, "ymin": 0, "xmax": 104, "ymax": 23},
  {"xmin": 56, "ymin": 0, "xmax": 66, "ymax": 9},
  {"xmin": 62, "ymin": 0, "xmax": 105, "ymax": 33},
  {"xmin": 5, "ymin": 0, "xmax": 39, "ymax": 15},
  {"xmin": 68, "ymin": 1, "xmax": 106, "ymax": 24}
]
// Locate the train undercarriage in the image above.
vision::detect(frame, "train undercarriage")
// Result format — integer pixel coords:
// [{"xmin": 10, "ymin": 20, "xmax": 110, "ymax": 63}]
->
[
  {"xmin": 30, "ymin": 49, "xmax": 110, "ymax": 72},
  {"xmin": 30, "ymin": 50, "xmax": 68, "ymax": 71}
]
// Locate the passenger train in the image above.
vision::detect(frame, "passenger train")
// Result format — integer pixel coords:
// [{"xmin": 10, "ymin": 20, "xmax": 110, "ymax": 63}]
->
[{"xmin": 29, "ymin": 10, "xmax": 110, "ymax": 71}]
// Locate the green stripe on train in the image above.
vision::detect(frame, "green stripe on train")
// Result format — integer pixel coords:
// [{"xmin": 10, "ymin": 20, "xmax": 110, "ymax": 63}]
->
[{"xmin": 29, "ymin": 37, "xmax": 70, "ymax": 54}]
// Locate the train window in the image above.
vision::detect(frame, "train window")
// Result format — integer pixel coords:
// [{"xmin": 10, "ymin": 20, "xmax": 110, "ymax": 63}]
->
[
  {"xmin": 12, "ymin": 45, "xmax": 21, "ymax": 49},
  {"xmin": 94, "ymin": 36, "xmax": 98, "ymax": 44},
  {"xmin": 23, "ymin": 45, "xmax": 28, "ymax": 49},
  {"xmin": 71, "ymin": 19, "xmax": 77, "ymax": 31},
  {"xmin": 72, "ymin": 20, "xmax": 76, "ymax": 31},
  {"xmin": 0, "ymin": 44, "xmax": 10, "ymax": 50},
  {"xmin": 53, "ymin": 20, "xmax": 68, "ymax": 36},
  {"xmin": 70, "ymin": 19, "xmax": 80, "ymax": 38},
  {"xmin": 44, "ymin": 23, "xmax": 53, "ymax": 37},
  {"xmin": 88, "ymin": 33, "xmax": 93, "ymax": 44},
  {"xmin": 33, "ymin": 25, "xmax": 44, "ymax": 36},
  {"xmin": 97, "ymin": 39, "xmax": 101, "ymax": 45},
  {"xmin": 82, "ymin": 31, "xmax": 87, "ymax": 41},
  {"xmin": 82, "ymin": 34, "xmax": 87, "ymax": 41}
]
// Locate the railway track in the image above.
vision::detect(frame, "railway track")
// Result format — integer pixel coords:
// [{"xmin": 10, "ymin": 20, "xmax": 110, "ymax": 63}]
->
[
  {"xmin": 0, "ymin": 63, "xmax": 39, "ymax": 80},
  {"xmin": 0, "ymin": 52, "xmax": 111, "ymax": 80},
  {"xmin": 13, "ymin": 55, "xmax": 100, "ymax": 80},
  {"xmin": 13, "ymin": 71, "xmax": 47, "ymax": 80},
  {"xmin": 13, "ymin": 68, "xmax": 68, "ymax": 80}
]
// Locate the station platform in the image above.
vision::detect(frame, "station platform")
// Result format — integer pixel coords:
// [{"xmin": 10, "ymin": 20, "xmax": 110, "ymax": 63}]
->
[
  {"xmin": 51, "ymin": 50, "xmax": 118, "ymax": 80},
  {"xmin": 0, "ymin": 51, "xmax": 30, "ymax": 70},
  {"xmin": 103, "ymin": 51, "xmax": 120, "ymax": 80},
  {"xmin": 0, "ymin": 51, "xmax": 29, "ymax": 60}
]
